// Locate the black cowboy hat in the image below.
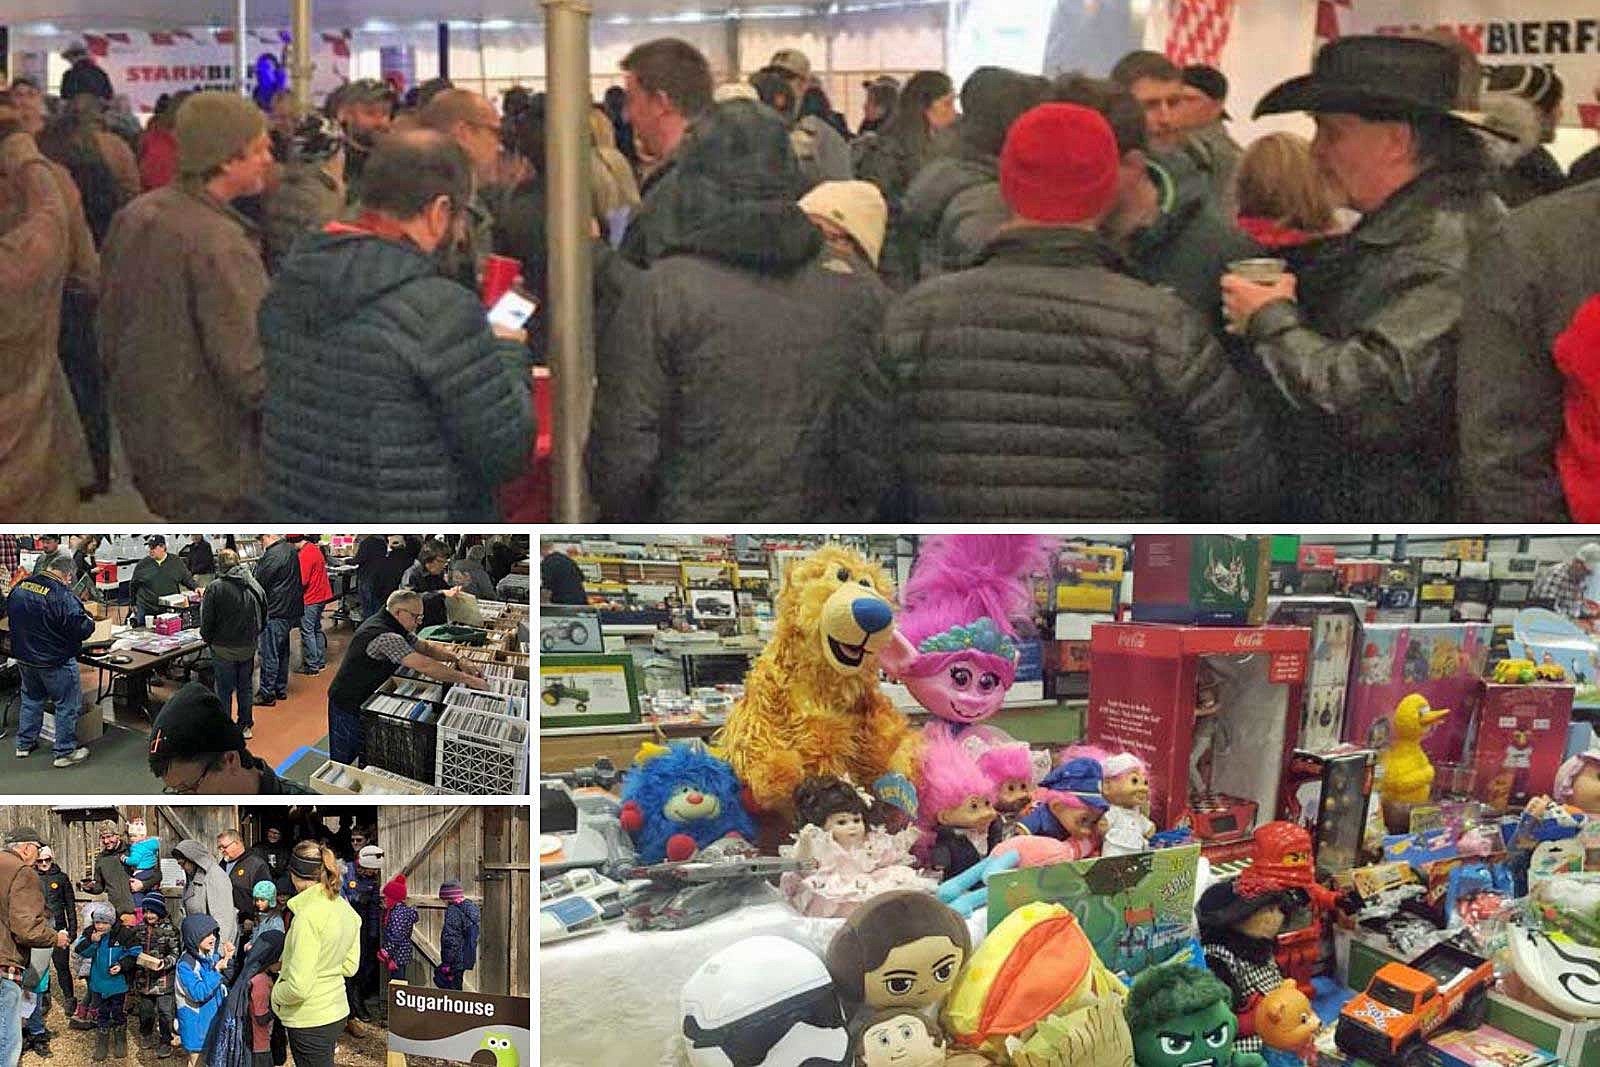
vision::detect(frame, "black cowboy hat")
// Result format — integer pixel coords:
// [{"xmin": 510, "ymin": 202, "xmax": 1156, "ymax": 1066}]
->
[{"xmin": 1255, "ymin": 35, "xmax": 1511, "ymax": 138}]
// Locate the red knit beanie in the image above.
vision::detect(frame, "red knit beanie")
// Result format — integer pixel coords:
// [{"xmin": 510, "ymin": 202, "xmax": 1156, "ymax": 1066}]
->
[
  {"xmin": 383, "ymin": 874, "xmax": 408, "ymax": 906},
  {"xmin": 999, "ymin": 103, "xmax": 1121, "ymax": 225}
]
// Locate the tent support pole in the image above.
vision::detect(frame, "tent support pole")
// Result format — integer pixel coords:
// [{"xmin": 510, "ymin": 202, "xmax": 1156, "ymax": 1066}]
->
[
  {"xmin": 290, "ymin": 0, "xmax": 313, "ymax": 113},
  {"xmin": 543, "ymin": 0, "xmax": 594, "ymax": 522},
  {"xmin": 235, "ymin": 0, "xmax": 248, "ymax": 94}
]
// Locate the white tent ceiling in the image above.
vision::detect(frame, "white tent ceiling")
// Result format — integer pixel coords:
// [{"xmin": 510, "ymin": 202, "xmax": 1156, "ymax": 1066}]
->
[{"xmin": 6, "ymin": 0, "xmax": 892, "ymax": 31}]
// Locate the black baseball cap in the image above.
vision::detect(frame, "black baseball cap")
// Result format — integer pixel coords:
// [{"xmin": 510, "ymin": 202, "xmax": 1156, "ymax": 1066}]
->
[
  {"xmin": 145, "ymin": 534, "xmax": 167, "ymax": 547},
  {"xmin": 149, "ymin": 682, "xmax": 246, "ymax": 771},
  {"xmin": 1183, "ymin": 64, "xmax": 1231, "ymax": 117}
]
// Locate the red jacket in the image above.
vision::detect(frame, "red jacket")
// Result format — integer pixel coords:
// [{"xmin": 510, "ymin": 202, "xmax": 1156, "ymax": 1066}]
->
[
  {"xmin": 1556, "ymin": 294, "xmax": 1600, "ymax": 522},
  {"xmin": 298, "ymin": 541, "xmax": 333, "ymax": 606},
  {"xmin": 138, "ymin": 126, "xmax": 177, "ymax": 191}
]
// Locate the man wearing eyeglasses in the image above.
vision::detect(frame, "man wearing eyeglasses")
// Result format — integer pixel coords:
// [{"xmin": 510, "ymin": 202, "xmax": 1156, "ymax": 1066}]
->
[
  {"xmin": 147, "ymin": 682, "xmax": 311, "ymax": 795},
  {"xmin": 417, "ymin": 89, "xmax": 504, "ymax": 290},
  {"xmin": 33, "ymin": 847, "xmax": 77, "ymax": 1024},
  {"xmin": 325, "ymin": 589, "xmax": 487, "ymax": 767}
]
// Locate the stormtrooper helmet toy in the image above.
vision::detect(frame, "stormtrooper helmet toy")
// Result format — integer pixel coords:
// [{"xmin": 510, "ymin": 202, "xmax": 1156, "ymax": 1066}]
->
[{"xmin": 682, "ymin": 935, "xmax": 850, "ymax": 1067}]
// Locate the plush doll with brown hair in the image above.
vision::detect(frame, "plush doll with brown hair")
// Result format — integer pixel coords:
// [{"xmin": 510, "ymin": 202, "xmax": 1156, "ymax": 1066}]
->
[
  {"xmin": 717, "ymin": 545, "xmax": 917, "ymax": 819},
  {"xmin": 826, "ymin": 891, "xmax": 971, "ymax": 1018}
]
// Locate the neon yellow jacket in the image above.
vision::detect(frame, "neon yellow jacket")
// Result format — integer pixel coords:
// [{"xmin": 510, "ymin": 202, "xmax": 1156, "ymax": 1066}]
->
[{"xmin": 270, "ymin": 884, "xmax": 361, "ymax": 1029}]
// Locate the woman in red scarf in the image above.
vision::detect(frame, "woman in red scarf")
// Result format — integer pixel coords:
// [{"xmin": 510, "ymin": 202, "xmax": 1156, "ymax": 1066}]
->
[{"xmin": 1234, "ymin": 132, "xmax": 1341, "ymax": 250}]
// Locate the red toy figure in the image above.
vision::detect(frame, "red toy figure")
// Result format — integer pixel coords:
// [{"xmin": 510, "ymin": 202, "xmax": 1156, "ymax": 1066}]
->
[{"xmin": 1236, "ymin": 821, "xmax": 1340, "ymax": 996}]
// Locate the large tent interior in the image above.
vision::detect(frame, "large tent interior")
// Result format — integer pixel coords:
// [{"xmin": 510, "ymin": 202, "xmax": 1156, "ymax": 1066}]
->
[{"xmin": 7, "ymin": 0, "xmax": 1591, "ymax": 519}]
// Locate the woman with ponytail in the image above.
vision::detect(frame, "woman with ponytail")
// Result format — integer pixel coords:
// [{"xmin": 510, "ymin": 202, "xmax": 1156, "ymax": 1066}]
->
[{"xmin": 269, "ymin": 843, "xmax": 359, "ymax": 1067}]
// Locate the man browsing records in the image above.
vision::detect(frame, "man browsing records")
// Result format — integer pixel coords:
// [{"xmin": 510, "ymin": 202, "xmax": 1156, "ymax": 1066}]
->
[{"xmin": 324, "ymin": 590, "xmax": 486, "ymax": 767}]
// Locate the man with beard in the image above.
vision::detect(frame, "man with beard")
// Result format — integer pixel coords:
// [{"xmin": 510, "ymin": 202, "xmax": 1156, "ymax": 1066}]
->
[{"xmin": 327, "ymin": 78, "xmax": 394, "ymax": 200}]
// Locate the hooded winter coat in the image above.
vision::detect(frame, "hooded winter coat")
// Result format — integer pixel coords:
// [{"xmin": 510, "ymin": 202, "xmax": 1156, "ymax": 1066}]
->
[
  {"xmin": 252, "ymin": 538, "xmax": 303, "ymax": 622},
  {"xmin": 883, "ymin": 225, "xmax": 1279, "ymax": 520},
  {"xmin": 98, "ymin": 180, "xmax": 269, "ymax": 520},
  {"xmin": 173, "ymin": 840, "xmax": 239, "ymax": 952},
  {"xmin": 200, "ymin": 564, "xmax": 267, "ymax": 661},
  {"xmin": 270, "ymin": 883, "xmax": 360, "ymax": 1030},
  {"xmin": 76, "ymin": 920, "xmax": 136, "ymax": 996},
  {"xmin": 439, "ymin": 898, "xmax": 480, "ymax": 977},
  {"xmin": 1458, "ymin": 179, "xmax": 1600, "ymax": 521},
  {"xmin": 258, "ymin": 225, "xmax": 533, "ymax": 521},
  {"xmin": 589, "ymin": 100, "xmax": 893, "ymax": 522},
  {"xmin": 1243, "ymin": 167, "xmax": 1504, "ymax": 521},
  {"xmin": 889, "ymin": 68, "xmax": 1051, "ymax": 287},
  {"xmin": 175, "ymin": 914, "xmax": 226, "ymax": 1052}
]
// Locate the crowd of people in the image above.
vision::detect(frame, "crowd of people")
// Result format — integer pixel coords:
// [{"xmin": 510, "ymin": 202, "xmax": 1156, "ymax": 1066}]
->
[
  {"xmin": 0, "ymin": 532, "xmax": 522, "ymax": 785},
  {"xmin": 6, "ymin": 31, "xmax": 1599, "ymax": 521},
  {"xmin": 0, "ymin": 817, "xmax": 481, "ymax": 1067}
]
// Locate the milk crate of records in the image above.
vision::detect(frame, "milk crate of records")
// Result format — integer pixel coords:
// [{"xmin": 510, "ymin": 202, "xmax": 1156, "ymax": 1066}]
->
[
  {"xmin": 473, "ymin": 662, "xmax": 530, "ymax": 702},
  {"xmin": 434, "ymin": 706, "xmax": 529, "ymax": 794},
  {"xmin": 444, "ymin": 685, "xmax": 528, "ymax": 719}
]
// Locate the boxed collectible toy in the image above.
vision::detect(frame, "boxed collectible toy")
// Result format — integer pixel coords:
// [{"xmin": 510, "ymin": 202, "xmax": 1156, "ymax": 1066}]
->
[
  {"xmin": 1130, "ymin": 534, "xmax": 1270, "ymax": 626},
  {"xmin": 1426, "ymin": 1025, "xmax": 1557, "ymax": 1067},
  {"xmin": 1087, "ymin": 622, "xmax": 1309, "ymax": 842},
  {"xmin": 1269, "ymin": 596, "xmax": 1364, "ymax": 752},
  {"xmin": 1470, "ymin": 682, "xmax": 1574, "ymax": 811},
  {"xmin": 1346, "ymin": 622, "xmax": 1492, "ymax": 761},
  {"xmin": 1279, "ymin": 748, "xmax": 1374, "ymax": 881}
]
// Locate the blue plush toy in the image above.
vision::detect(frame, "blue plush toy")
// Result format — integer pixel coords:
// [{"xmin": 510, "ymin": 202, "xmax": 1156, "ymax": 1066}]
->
[{"xmin": 619, "ymin": 741, "xmax": 757, "ymax": 863}]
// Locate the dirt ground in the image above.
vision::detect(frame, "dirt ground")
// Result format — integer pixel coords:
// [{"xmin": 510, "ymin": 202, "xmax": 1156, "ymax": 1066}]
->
[{"xmin": 22, "ymin": 1006, "xmax": 391, "ymax": 1067}]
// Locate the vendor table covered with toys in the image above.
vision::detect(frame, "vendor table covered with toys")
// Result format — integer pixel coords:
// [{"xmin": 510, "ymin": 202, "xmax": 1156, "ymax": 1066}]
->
[{"xmin": 539, "ymin": 535, "xmax": 1600, "ymax": 1067}]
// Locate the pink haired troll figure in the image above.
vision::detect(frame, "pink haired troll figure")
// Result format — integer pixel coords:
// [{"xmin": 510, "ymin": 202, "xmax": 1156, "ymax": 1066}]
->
[
  {"xmin": 977, "ymin": 742, "xmax": 1036, "ymax": 818},
  {"xmin": 917, "ymin": 728, "xmax": 1002, "ymax": 880},
  {"xmin": 879, "ymin": 536, "xmax": 1058, "ymax": 740}
]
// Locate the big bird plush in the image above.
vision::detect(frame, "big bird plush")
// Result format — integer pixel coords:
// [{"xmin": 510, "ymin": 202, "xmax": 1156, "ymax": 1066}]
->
[
  {"xmin": 1379, "ymin": 693, "xmax": 1450, "ymax": 807},
  {"xmin": 717, "ymin": 545, "xmax": 917, "ymax": 818}
]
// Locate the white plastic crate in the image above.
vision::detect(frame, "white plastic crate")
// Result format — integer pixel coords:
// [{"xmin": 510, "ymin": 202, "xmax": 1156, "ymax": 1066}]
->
[{"xmin": 434, "ymin": 706, "xmax": 528, "ymax": 795}]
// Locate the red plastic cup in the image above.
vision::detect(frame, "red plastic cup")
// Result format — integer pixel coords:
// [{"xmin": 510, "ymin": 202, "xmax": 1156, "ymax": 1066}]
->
[{"xmin": 480, "ymin": 254, "xmax": 520, "ymax": 308}]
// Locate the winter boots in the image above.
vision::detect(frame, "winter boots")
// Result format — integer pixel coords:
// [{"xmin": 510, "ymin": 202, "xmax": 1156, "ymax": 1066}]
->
[
  {"xmin": 92, "ymin": 1030, "xmax": 109, "ymax": 1062},
  {"xmin": 112, "ymin": 1027, "xmax": 127, "ymax": 1059},
  {"xmin": 139, "ymin": 1028, "xmax": 158, "ymax": 1049}
]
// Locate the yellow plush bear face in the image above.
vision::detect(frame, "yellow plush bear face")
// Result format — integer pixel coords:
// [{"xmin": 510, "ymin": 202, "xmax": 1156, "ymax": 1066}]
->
[{"xmin": 780, "ymin": 546, "xmax": 898, "ymax": 675}]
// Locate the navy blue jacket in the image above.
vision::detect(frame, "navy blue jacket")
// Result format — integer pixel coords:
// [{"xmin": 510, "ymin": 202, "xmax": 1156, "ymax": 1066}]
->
[{"xmin": 4, "ymin": 571, "xmax": 95, "ymax": 667}]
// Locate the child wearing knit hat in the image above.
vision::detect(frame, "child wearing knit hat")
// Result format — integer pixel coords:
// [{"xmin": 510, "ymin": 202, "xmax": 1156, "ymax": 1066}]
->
[
  {"xmin": 132, "ymin": 893, "xmax": 180, "ymax": 1059},
  {"xmin": 378, "ymin": 875, "xmax": 419, "ymax": 978},
  {"xmin": 434, "ymin": 881, "xmax": 479, "ymax": 990}
]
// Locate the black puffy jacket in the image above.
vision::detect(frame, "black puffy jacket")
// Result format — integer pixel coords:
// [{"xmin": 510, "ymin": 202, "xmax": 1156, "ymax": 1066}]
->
[
  {"xmin": 590, "ymin": 100, "xmax": 893, "ymax": 522},
  {"xmin": 258, "ymin": 228, "xmax": 532, "ymax": 521},
  {"xmin": 898, "ymin": 155, "xmax": 997, "ymax": 284},
  {"xmin": 883, "ymin": 226, "xmax": 1279, "ymax": 520},
  {"xmin": 1243, "ymin": 168, "xmax": 1503, "ymax": 521},
  {"xmin": 253, "ymin": 539, "xmax": 303, "ymax": 622}
]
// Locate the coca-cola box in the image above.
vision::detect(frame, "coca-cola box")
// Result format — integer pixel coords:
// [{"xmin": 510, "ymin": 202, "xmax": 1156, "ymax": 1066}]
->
[
  {"xmin": 1087, "ymin": 622, "xmax": 1310, "ymax": 832},
  {"xmin": 1345, "ymin": 622, "xmax": 1491, "ymax": 762},
  {"xmin": 1470, "ymin": 682, "xmax": 1575, "ymax": 812}
]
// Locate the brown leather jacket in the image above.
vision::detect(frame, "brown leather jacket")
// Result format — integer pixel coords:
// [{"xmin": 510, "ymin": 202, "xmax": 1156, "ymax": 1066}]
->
[{"xmin": 0, "ymin": 847, "xmax": 56, "ymax": 974}]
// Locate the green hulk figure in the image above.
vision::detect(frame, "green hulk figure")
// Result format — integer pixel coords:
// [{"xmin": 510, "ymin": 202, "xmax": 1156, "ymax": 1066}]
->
[{"xmin": 1127, "ymin": 963, "xmax": 1267, "ymax": 1067}]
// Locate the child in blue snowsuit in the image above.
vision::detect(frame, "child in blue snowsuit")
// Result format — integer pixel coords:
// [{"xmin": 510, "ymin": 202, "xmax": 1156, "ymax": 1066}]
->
[
  {"xmin": 175, "ymin": 915, "xmax": 228, "ymax": 1067},
  {"xmin": 75, "ymin": 902, "xmax": 138, "ymax": 1060},
  {"xmin": 121, "ymin": 819, "xmax": 162, "ymax": 891},
  {"xmin": 435, "ymin": 881, "xmax": 479, "ymax": 990}
]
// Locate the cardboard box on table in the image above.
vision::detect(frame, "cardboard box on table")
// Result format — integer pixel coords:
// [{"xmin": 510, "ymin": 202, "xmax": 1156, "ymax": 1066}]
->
[
  {"xmin": 1131, "ymin": 534, "xmax": 1271, "ymax": 626},
  {"xmin": 1086, "ymin": 622, "xmax": 1310, "ymax": 848},
  {"xmin": 1269, "ymin": 596, "xmax": 1365, "ymax": 753},
  {"xmin": 1470, "ymin": 682, "xmax": 1574, "ymax": 812},
  {"xmin": 1345, "ymin": 623, "xmax": 1492, "ymax": 769}
]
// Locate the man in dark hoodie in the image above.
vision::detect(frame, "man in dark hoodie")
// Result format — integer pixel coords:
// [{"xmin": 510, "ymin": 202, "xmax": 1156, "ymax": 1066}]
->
[
  {"xmin": 896, "ymin": 66, "xmax": 1052, "ymax": 284},
  {"xmin": 258, "ymin": 130, "xmax": 532, "ymax": 522},
  {"xmin": 200, "ymin": 548, "xmax": 266, "ymax": 736},
  {"xmin": 251, "ymin": 535, "xmax": 302, "ymax": 708},
  {"xmin": 590, "ymin": 99, "xmax": 892, "ymax": 521}
]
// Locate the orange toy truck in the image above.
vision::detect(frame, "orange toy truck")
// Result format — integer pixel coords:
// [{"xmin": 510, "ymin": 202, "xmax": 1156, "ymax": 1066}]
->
[{"xmin": 1334, "ymin": 943, "xmax": 1494, "ymax": 1066}]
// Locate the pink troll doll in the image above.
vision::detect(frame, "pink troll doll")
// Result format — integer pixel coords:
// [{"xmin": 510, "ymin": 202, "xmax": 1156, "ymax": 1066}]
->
[
  {"xmin": 977, "ymin": 742, "xmax": 1036, "ymax": 815},
  {"xmin": 878, "ymin": 535, "xmax": 1059, "ymax": 735},
  {"xmin": 914, "ymin": 728, "xmax": 1001, "ymax": 878}
]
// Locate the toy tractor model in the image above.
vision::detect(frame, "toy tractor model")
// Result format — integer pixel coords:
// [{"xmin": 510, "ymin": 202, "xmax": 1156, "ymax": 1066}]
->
[
  {"xmin": 1536, "ymin": 662, "xmax": 1568, "ymax": 682},
  {"xmin": 1493, "ymin": 659, "xmax": 1538, "ymax": 685},
  {"xmin": 1334, "ymin": 942, "xmax": 1494, "ymax": 1066},
  {"xmin": 542, "ymin": 679, "xmax": 591, "ymax": 714},
  {"xmin": 541, "ymin": 618, "xmax": 591, "ymax": 651}
]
